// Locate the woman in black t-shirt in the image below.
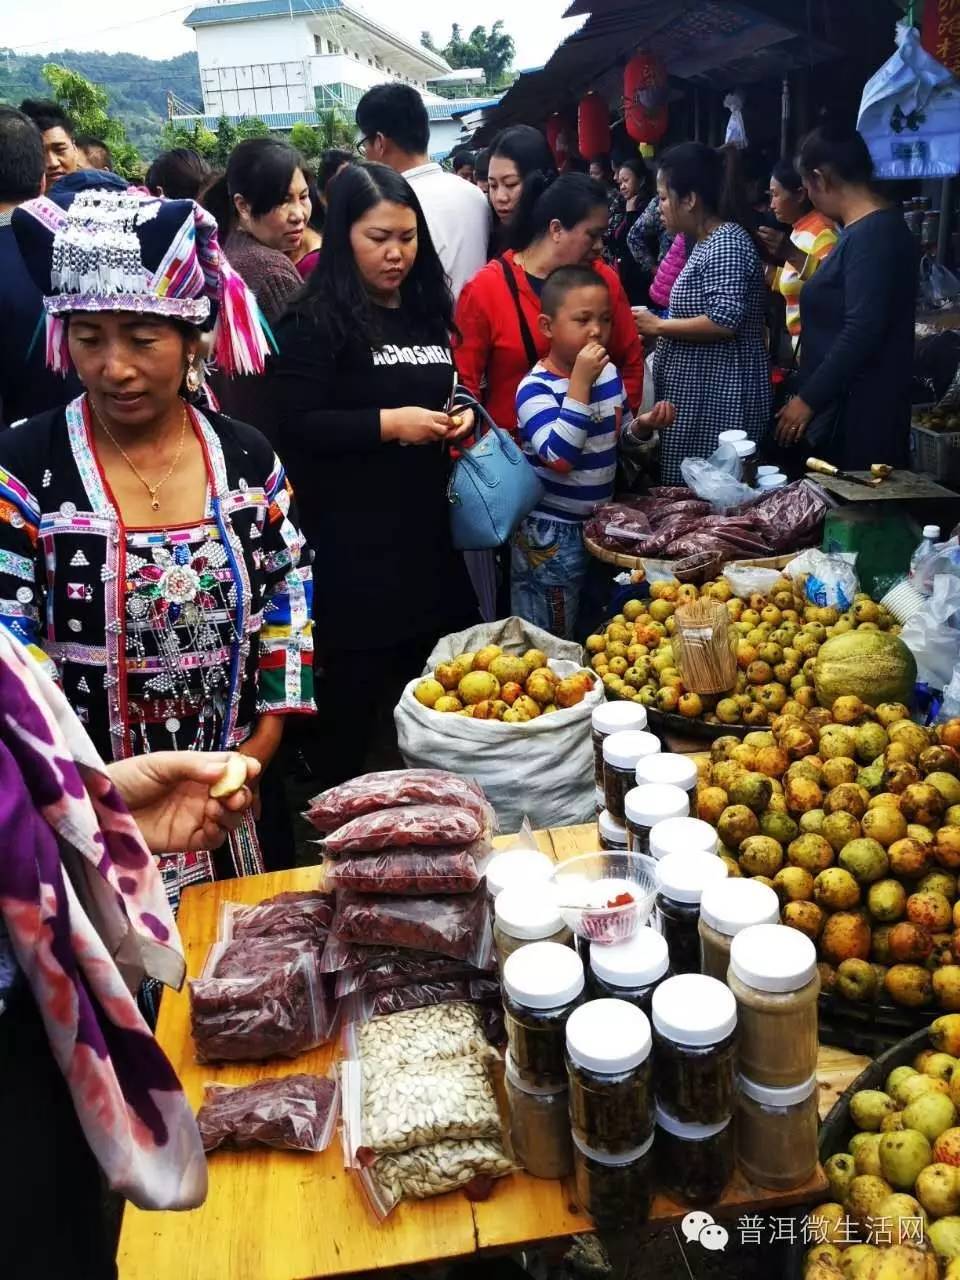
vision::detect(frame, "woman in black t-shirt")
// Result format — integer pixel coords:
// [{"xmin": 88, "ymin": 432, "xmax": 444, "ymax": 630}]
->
[{"xmin": 270, "ymin": 162, "xmax": 478, "ymax": 786}]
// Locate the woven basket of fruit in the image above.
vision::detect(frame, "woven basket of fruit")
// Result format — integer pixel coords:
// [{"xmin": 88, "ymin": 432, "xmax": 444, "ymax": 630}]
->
[
  {"xmin": 794, "ymin": 1021, "xmax": 960, "ymax": 1280},
  {"xmin": 582, "ymin": 536, "xmax": 722, "ymax": 584}
]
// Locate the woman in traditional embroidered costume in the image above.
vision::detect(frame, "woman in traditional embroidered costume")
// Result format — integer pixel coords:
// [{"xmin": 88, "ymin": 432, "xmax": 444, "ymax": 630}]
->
[{"xmin": 0, "ymin": 188, "xmax": 315, "ymax": 908}]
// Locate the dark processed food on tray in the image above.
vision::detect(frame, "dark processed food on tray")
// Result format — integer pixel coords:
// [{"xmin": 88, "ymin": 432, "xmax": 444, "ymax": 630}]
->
[
  {"xmin": 197, "ymin": 1074, "xmax": 339, "ymax": 1153},
  {"xmin": 322, "ymin": 805, "xmax": 484, "ymax": 857},
  {"xmin": 305, "ymin": 769, "xmax": 491, "ymax": 833},
  {"xmin": 331, "ymin": 885, "xmax": 491, "ymax": 963},
  {"xmin": 190, "ymin": 953, "xmax": 329, "ymax": 1062},
  {"xmin": 323, "ymin": 848, "xmax": 483, "ymax": 896},
  {"xmin": 222, "ymin": 890, "xmax": 334, "ymax": 942},
  {"xmin": 341, "ymin": 977, "xmax": 502, "ymax": 1023}
]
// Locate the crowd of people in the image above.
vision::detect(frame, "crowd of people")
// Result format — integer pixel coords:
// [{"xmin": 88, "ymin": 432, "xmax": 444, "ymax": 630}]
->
[
  {"xmin": 0, "ymin": 78, "xmax": 925, "ymax": 1277},
  {"xmin": 0, "ymin": 84, "xmax": 921, "ymax": 890}
]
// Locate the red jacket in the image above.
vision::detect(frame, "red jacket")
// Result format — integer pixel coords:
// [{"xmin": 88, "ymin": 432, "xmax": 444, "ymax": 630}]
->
[{"xmin": 454, "ymin": 250, "xmax": 646, "ymax": 432}]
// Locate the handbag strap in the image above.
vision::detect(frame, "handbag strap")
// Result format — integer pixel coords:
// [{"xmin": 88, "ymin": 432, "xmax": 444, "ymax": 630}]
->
[{"xmin": 498, "ymin": 257, "xmax": 539, "ymax": 369}]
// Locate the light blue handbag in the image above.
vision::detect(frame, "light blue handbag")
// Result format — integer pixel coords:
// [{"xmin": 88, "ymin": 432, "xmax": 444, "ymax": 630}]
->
[{"xmin": 447, "ymin": 400, "xmax": 544, "ymax": 551}]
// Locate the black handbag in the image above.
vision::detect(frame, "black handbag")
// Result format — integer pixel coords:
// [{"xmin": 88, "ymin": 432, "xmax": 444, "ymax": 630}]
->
[{"xmin": 498, "ymin": 257, "xmax": 539, "ymax": 368}]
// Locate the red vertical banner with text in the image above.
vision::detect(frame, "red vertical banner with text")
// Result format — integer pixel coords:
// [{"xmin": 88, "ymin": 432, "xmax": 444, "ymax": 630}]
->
[{"xmin": 922, "ymin": 0, "xmax": 960, "ymax": 77}]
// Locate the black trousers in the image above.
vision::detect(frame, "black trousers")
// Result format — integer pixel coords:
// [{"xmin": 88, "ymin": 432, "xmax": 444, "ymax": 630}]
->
[{"xmin": 0, "ymin": 987, "xmax": 116, "ymax": 1279}]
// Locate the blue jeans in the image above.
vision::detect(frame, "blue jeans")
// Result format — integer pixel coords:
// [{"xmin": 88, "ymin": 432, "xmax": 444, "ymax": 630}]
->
[{"xmin": 511, "ymin": 514, "xmax": 588, "ymax": 640}]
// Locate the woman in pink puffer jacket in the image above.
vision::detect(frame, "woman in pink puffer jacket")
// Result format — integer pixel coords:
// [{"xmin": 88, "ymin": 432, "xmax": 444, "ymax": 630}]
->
[{"xmin": 649, "ymin": 233, "xmax": 690, "ymax": 310}]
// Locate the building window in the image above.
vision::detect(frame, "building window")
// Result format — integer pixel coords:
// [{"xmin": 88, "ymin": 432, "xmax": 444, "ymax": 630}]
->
[{"xmin": 314, "ymin": 35, "xmax": 323, "ymax": 54}]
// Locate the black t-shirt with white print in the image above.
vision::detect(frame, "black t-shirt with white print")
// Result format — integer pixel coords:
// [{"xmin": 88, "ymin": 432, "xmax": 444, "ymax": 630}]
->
[{"xmin": 269, "ymin": 303, "xmax": 476, "ymax": 649}]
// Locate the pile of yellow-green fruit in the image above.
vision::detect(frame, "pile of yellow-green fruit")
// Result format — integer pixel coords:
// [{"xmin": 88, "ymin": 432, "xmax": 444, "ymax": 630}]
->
[
  {"xmin": 413, "ymin": 645, "xmax": 597, "ymax": 722},
  {"xmin": 584, "ymin": 576, "xmax": 913, "ymax": 727},
  {"xmin": 698, "ymin": 706, "xmax": 960, "ymax": 1010},
  {"xmin": 804, "ymin": 1017, "xmax": 960, "ymax": 1277}
]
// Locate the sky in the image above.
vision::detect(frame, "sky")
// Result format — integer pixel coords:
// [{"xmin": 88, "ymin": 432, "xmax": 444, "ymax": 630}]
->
[{"xmin": 1, "ymin": 0, "xmax": 580, "ymax": 71}]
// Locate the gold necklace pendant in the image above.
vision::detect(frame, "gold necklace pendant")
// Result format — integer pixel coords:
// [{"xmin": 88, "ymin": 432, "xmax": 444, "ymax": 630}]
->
[{"xmin": 90, "ymin": 398, "xmax": 187, "ymax": 513}]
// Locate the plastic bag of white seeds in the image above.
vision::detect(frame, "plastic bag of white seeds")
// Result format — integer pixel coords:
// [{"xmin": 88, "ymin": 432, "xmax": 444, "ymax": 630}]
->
[{"xmin": 357, "ymin": 1137, "xmax": 515, "ymax": 1219}]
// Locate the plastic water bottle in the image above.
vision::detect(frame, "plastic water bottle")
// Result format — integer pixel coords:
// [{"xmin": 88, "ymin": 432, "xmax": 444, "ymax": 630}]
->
[{"xmin": 909, "ymin": 524, "xmax": 941, "ymax": 587}]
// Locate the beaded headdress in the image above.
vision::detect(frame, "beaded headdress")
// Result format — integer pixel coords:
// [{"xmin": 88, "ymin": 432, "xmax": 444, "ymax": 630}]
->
[{"xmin": 12, "ymin": 188, "xmax": 271, "ymax": 377}]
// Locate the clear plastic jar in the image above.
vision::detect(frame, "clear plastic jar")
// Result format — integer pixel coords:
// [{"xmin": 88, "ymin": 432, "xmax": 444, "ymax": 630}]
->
[
  {"xmin": 652, "ymin": 974, "xmax": 737, "ymax": 1125},
  {"xmin": 734, "ymin": 438, "xmax": 758, "ymax": 487},
  {"xmin": 736, "ymin": 1073, "xmax": 819, "ymax": 1190},
  {"xmin": 595, "ymin": 785, "xmax": 605, "ymax": 817},
  {"xmin": 572, "ymin": 1130, "xmax": 654, "ymax": 1230},
  {"xmin": 656, "ymin": 1105, "xmax": 734, "ymax": 1206},
  {"xmin": 503, "ymin": 941, "xmax": 585, "ymax": 1088},
  {"xmin": 699, "ymin": 880, "xmax": 781, "ymax": 983},
  {"xmin": 504, "ymin": 1051, "xmax": 573, "ymax": 1179},
  {"xmin": 485, "ymin": 849, "xmax": 554, "ymax": 905},
  {"xmin": 624, "ymin": 784, "xmax": 689, "ymax": 855},
  {"xmin": 598, "ymin": 809, "xmax": 628, "ymax": 852},
  {"xmin": 655, "ymin": 851, "xmax": 728, "ymax": 976},
  {"xmin": 494, "ymin": 886, "xmax": 573, "ymax": 968},
  {"xmin": 634, "ymin": 753, "xmax": 699, "ymax": 807},
  {"xmin": 587, "ymin": 926, "xmax": 669, "ymax": 1017},
  {"xmin": 728, "ymin": 924, "xmax": 820, "ymax": 1089},
  {"xmin": 592, "ymin": 702, "xmax": 648, "ymax": 792},
  {"xmin": 603, "ymin": 731, "xmax": 661, "ymax": 824},
  {"xmin": 648, "ymin": 815, "xmax": 718, "ymax": 861},
  {"xmin": 566, "ymin": 998, "xmax": 653, "ymax": 1154}
]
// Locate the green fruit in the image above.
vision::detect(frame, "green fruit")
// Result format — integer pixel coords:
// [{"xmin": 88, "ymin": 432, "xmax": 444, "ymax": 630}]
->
[
  {"xmin": 858, "ymin": 760, "xmax": 886, "ymax": 793},
  {"xmin": 845, "ymin": 1173, "xmax": 894, "ymax": 1224},
  {"xmin": 903, "ymin": 1092, "xmax": 957, "ymax": 1142},
  {"xmin": 836, "ymin": 957, "xmax": 877, "ymax": 1001},
  {"xmin": 915, "ymin": 1163, "xmax": 960, "ymax": 1217},
  {"xmin": 813, "ymin": 631, "xmax": 918, "ymax": 708},
  {"xmin": 800, "ymin": 808, "xmax": 827, "ymax": 835},
  {"xmin": 760, "ymin": 811, "xmax": 799, "ymax": 844},
  {"xmin": 856, "ymin": 722, "xmax": 890, "ymax": 763},
  {"xmin": 929, "ymin": 772, "xmax": 960, "ymax": 807},
  {"xmin": 868, "ymin": 879, "xmax": 907, "ymax": 923},
  {"xmin": 840, "ymin": 837, "xmax": 890, "ymax": 884},
  {"xmin": 825, "ymin": 1152, "xmax": 856, "ymax": 1204},
  {"xmin": 815, "ymin": 869, "xmax": 861, "ymax": 911},
  {"xmin": 851, "ymin": 1131, "xmax": 883, "ymax": 1175},
  {"xmin": 887, "ymin": 1066, "xmax": 919, "ymax": 1097},
  {"xmin": 874, "ymin": 1192, "xmax": 927, "ymax": 1244},
  {"xmin": 738, "ymin": 835, "xmax": 784, "ymax": 877},
  {"xmin": 728, "ymin": 771, "xmax": 774, "ymax": 814},
  {"xmin": 929, "ymin": 1216, "xmax": 960, "ymax": 1261},
  {"xmin": 850, "ymin": 1089, "xmax": 898, "ymax": 1131},
  {"xmin": 878, "ymin": 1129, "xmax": 932, "ymax": 1189}
]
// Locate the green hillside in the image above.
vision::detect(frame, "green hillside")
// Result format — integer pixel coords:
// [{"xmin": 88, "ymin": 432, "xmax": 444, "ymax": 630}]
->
[{"xmin": 0, "ymin": 48, "xmax": 202, "ymax": 158}]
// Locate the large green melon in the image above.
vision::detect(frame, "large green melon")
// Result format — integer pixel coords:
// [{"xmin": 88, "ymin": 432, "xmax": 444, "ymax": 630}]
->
[{"xmin": 813, "ymin": 630, "xmax": 917, "ymax": 708}]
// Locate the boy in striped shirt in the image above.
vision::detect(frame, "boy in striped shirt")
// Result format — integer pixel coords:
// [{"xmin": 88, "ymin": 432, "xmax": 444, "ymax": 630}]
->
[{"xmin": 512, "ymin": 265, "xmax": 674, "ymax": 638}]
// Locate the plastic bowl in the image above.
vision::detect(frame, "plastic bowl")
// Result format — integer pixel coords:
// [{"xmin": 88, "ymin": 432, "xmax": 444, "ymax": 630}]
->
[{"xmin": 549, "ymin": 851, "xmax": 657, "ymax": 944}]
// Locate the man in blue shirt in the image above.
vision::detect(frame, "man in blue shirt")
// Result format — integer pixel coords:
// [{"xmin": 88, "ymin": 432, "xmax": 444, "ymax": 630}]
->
[{"xmin": 0, "ymin": 107, "xmax": 81, "ymax": 426}]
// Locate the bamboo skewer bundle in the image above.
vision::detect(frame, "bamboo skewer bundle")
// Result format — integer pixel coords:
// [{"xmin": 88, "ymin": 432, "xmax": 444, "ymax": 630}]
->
[{"xmin": 673, "ymin": 598, "xmax": 738, "ymax": 695}]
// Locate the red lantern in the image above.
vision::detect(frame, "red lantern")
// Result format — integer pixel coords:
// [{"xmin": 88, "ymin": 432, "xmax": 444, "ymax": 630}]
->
[
  {"xmin": 545, "ymin": 113, "xmax": 567, "ymax": 167},
  {"xmin": 624, "ymin": 52, "xmax": 669, "ymax": 146},
  {"xmin": 578, "ymin": 92, "xmax": 610, "ymax": 159}
]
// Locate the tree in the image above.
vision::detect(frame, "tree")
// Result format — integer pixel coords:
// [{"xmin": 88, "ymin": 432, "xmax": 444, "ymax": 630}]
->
[
  {"xmin": 288, "ymin": 109, "xmax": 354, "ymax": 159},
  {"xmin": 421, "ymin": 21, "xmax": 516, "ymax": 90},
  {"xmin": 41, "ymin": 63, "xmax": 143, "ymax": 179}
]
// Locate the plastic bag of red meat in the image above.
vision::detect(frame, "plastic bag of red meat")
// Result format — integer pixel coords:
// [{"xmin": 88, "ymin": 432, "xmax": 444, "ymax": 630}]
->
[
  {"xmin": 305, "ymin": 769, "xmax": 495, "ymax": 835},
  {"xmin": 197, "ymin": 1074, "xmax": 340, "ymax": 1153},
  {"xmin": 583, "ymin": 503, "xmax": 653, "ymax": 554},
  {"xmin": 340, "ymin": 977, "xmax": 501, "ymax": 1024},
  {"xmin": 751, "ymin": 480, "xmax": 828, "ymax": 553},
  {"xmin": 190, "ymin": 951, "xmax": 332, "ymax": 1063},
  {"xmin": 219, "ymin": 890, "xmax": 334, "ymax": 943},
  {"xmin": 331, "ymin": 886, "xmax": 492, "ymax": 966},
  {"xmin": 323, "ymin": 845, "xmax": 484, "ymax": 896},
  {"xmin": 322, "ymin": 942, "xmax": 490, "ymax": 997},
  {"xmin": 202, "ymin": 934, "xmax": 319, "ymax": 980},
  {"xmin": 321, "ymin": 805, "xmax": 484, "ymax": 857}
]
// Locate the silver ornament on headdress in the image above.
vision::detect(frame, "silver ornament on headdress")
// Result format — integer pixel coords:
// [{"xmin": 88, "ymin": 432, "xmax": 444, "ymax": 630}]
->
[{"xmin": 50, "ymin": 190, "xmax": 149, "ymax": 296}]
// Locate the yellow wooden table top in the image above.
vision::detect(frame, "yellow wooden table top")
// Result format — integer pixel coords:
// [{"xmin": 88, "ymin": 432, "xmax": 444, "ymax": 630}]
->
[{"xmin": 118, "ymin": 823, "xmax": 838, "ymax": 1280}]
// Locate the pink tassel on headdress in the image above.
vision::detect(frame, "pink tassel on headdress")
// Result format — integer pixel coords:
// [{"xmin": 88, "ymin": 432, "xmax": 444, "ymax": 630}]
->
[
  {"xmin": 213, "ymin": 259, "xmax": 272, "ymax": 377},
  {"xmin": 45, "ymin": 312, "xmax": 71, "ymax": 376}
]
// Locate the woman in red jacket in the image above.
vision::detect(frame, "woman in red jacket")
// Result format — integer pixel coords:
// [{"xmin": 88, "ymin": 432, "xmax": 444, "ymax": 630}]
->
[{"xmin": 456, "ymin": 173, "xmax": 646, "ymax": 433}]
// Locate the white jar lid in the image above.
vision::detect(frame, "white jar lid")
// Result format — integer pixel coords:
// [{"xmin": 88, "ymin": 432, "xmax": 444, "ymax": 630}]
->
[
  {"xmin": 495, "ymin": 885, "xmax": 565, "ymax": 940},
  {"xmin": 603, "ymin": 730, "xmax": 661, "ymax": 770},
  {"xmin": 485, "ymin": 849, "xmax": 554, "ymax": 900},
  {"xmin": 734, "ymin": 439, "xmax": 757, "ymax": 458},
  {"xmin": 655, "ymin": 850, "xmax": 728, "ymax": 905},
  {"xmin": 571, "ymin": 1126, "xmax": 655, "ymax": 1165},
  {"xmin": 738, "ymin": 1072, "xmax": 818, "ymax": 1109},
  {"xmin": 700, "ymin": 879, "xmax": 781, "ymax": 937},
  {"xmin": 655, "ymin": 1103, "xmax": 732, "ymax": 1140},
  {"xmin": 652, "ymin": 973, "xmax": 737, "ymax": 1045},
  {"xmin": 729, "ymin": 923, "xmax": 818, "ymax": 993},
  {"xmin": 624, "ymin": 783, "xmax": 689, "ymax": 827},
  {"xmin": 718, "ymin": 429, "xmax": 747, "ymax": 444},
  {"xmin": 758, "ymin": 473, "xmax": 787, "ymax": 490},
  {"xmin": 566, "ymin": 997, "xmax": 652, "ymax": 1073},
  {"xmin": 598, "ymin": 809, "xmax": 628, "ymax": 845},
  {"xmin": 757, "ymin": 465, "xmax": 779, "ymax": 477},
  {"xmin": 503, "ymin": 940, "xmax": 584, "ymax": 1009},
  {"xmin": 923, "ymin": 525, "xmax": 941, "ymax": 539},
  {"xmin": 635, "ymin": 753, "xmax": 698, "ymax": 792},
  {"xmin": 590, "ymin": 926, "xmax": 669, "ymax": 988},
  {"xmin": 649, "ymin": 816, "xmax": 718, "ymax": 860},
  {"xmin": 505, "ymin": 1051, "xmax": 568, "ymax": 1098},
  {"xmin": 593, "ymin": 702, "xmax": 648, "ymax": 735}
]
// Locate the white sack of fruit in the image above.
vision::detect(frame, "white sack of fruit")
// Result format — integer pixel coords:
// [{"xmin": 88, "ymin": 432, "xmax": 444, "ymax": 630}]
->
[{"xmin": 395, "ymin": 617, "xmax": 603, "ymax": 832}]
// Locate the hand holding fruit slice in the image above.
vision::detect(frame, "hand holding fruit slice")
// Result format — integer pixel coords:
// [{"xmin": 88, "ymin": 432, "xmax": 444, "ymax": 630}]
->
[{"xmin": 210, "ymin": 753, "xmax": 249, "ymax": 799}]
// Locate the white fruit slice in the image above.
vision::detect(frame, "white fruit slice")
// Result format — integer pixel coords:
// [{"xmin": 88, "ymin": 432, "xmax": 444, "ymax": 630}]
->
[{"xmin": 210, "ymin": 754, "xmax": 247, "ymax": 799}]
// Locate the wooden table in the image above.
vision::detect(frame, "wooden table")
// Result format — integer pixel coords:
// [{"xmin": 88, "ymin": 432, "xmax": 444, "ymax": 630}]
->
[{"xmin": 118, "ymin": 824, "xmax": 835, "ymax": 1280}]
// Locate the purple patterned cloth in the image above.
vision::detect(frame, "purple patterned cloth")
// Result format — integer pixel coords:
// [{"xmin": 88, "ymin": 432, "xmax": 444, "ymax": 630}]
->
[{"xmin": 0, "ymin": 625, "xmax": 206, "ymax": 1209}]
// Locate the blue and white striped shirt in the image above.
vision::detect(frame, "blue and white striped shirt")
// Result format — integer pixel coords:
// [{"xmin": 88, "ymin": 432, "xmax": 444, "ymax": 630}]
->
[{"xmin": 516, "ymin": 360, "xmax": 627, "ymax": 521}]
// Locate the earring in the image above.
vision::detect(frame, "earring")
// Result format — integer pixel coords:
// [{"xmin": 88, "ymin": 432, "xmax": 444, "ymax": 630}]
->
[{"xmin": 185, "ymin": 359, "xmax": 202, "ymax": 395}]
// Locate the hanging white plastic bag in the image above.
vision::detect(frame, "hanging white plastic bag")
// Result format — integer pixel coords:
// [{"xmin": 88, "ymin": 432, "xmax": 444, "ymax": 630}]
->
[
  {"xmin": 680, "ymin": 451, "xmax": 759, "ymax": 512},
  {"xmin": 857, "ymin": 23, "xmax": 960, "ymax": 180},
  {"xmin": 901, "ymin": 574, "xmax": 960, "ymax": 689},
  {"xmin": 723, "ymin": 92, "xmax": 748, "ymax": 148}
]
